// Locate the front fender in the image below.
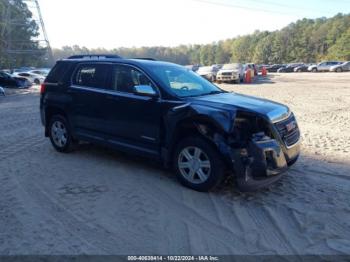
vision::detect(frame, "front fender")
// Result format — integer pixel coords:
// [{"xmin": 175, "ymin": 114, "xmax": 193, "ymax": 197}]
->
[{"xmin": 161, "ymin": 102, "xmax": 237, "ymax": 166}]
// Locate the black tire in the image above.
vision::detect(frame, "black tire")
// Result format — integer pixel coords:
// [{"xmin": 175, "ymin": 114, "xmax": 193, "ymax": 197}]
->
[
  {"xmin": 48, "ymin": 115, "xmax": 76, "ymax": 153},
  {"xmin": 312, "ymin": 68, "xmax": 317, "ymax": 72},
  {"xmin": 336, "ymin": 68, "xmax": 342, "ymax": 72},
  {"xmin": 34, "ymin": 79, "xmax": 40, "ymax": 85},
  {"xmin": 173, "ymin": 137, "xmax": 226, "ymax": 192}
]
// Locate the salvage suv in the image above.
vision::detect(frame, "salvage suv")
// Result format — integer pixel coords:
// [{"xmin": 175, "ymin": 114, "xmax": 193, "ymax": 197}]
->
[{"xmin": 40, "ymin": 55, "xmax": 301, "ymax": 192}]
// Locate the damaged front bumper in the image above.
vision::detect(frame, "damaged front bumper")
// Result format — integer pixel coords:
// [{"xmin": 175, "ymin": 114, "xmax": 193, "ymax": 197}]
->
[{"xmin": 230, "ymin": 133, "xmax": 300, "ymax": 192}]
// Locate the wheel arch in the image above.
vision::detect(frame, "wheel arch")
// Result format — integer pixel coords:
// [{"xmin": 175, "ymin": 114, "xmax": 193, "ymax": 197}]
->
[
  {"xmin": 44, "ymin": 106, "xmax": 68, "ymax": 137},
  {"xmin": 164, "ymin": 115, "xmax": 232, "ymax": 169}
]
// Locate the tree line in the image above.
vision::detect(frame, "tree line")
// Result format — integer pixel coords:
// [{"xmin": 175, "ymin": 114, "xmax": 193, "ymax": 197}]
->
[
  {"xmin": 0, "ymin": 0, "xmax": 47, "ymax": 68},
  {"xmin": 0, "ymin": 0, "xmax": 349, "ymax": 68},
  {"xmin": 52, "ymin": 13, "xmax": 350, "ymax": 65}
]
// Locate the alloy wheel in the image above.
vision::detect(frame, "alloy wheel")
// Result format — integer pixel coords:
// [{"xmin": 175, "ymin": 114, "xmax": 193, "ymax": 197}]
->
[
  {"xmin": 51, "ymin": 120, "xmax": 68, "ymax": 148},
  {"xmin": 178, "ymin": 146, "xmax": 211, "ymax": 184}
]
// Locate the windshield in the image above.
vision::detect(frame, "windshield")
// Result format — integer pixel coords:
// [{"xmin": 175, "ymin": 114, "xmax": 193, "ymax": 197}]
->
[
  {"xmin": 149, "ymin": 65, "xmax": 224, "ymax": 97},
  {"xmin": 222, "ymin": 63, "xmax": 240, "ymax": 70}
]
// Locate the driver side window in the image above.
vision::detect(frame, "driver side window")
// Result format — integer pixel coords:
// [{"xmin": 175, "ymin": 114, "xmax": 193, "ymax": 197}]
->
[{"xmin": 112, "ymin": 65, "xmax": 154, "ymax": 94}]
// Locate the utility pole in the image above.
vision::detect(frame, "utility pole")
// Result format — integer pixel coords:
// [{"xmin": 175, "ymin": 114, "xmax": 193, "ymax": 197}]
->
[{"xmin": 0, "ymin": 0, "xmax": 53, "ymax": 69}]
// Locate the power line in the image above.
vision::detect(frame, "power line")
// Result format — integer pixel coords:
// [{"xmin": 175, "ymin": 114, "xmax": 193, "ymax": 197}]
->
[
  {"xmin": 240, "ymin": 0, "xmax": 331, "ymax": 15},
  {"xmin": 191, "ymin": 0, "xmax": 342, "ymax": 16},
  {"xmin": 191, "ymin": 0, "xmax": 300, "ymax": 16}
]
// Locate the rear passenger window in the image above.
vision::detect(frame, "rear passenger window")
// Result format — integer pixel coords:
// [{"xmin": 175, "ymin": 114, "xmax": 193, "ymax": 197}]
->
[
  {"xmin": 112, "ymin": 65, "xmax": 154, "ymax": 93},
  {"xmin": 73, "ymin": 64, "xmax": 110, "ymax": 89}
]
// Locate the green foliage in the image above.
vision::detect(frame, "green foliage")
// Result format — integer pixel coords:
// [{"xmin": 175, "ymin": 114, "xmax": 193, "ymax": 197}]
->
[
  {"xmin": 326, "ymin": 28, "xmax": 350, "ymax": 60},
  {"xmin": 0, "ymin": 0, "xmax": 44, "ymax": 68}
]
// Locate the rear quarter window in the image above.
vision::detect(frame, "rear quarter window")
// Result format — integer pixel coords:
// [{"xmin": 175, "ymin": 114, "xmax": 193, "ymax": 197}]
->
[{"xmin": 46, "ymin": 62, "xmax": 74, "ymax": 84}]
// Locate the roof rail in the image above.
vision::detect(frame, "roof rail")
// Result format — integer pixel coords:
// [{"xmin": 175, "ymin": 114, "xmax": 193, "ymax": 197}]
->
[
  {"xmin": 67, "ymin": 54, "xmax": 122, "ymax": 59},
  {"xmin": 133, "ymin": 57, "xmax": 157, "ymax": 61}
]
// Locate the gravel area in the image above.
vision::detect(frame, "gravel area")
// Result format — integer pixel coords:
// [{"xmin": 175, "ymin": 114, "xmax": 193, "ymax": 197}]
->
[{"xmin": 0, "ymin": 73, "xmax": 349, "ymax": 255}]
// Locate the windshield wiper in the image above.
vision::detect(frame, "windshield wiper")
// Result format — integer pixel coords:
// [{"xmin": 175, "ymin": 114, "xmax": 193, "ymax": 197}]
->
[
  {"xmin": 182, "ymin": 90, "xmax": 225, "ymax": 98},
  {"xmin": 204, "ymin": 90, "xmax": 224, "ymax": 95}
]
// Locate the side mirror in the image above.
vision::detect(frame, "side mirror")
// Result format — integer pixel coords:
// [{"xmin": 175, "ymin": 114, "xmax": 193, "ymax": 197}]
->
[{"xmin": 133, "ymin": 85, "xmax": 158, "ymax": 97}]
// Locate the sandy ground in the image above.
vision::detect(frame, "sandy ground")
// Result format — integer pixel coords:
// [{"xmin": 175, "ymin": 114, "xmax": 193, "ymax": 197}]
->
[{"xmin": 0, "ymin": 73, "xmax": 349, "ymax": 256}]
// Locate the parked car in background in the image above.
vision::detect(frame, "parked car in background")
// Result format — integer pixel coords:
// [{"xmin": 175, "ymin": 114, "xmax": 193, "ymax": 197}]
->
[
  {"xmin": 1, "ymin": 69, "xmax": 12, "ymax": 74},
  {"xmin": 216, "ymin": 63, "xmax": 244, "ymax": 83},
  {"xmin": 13, "ymin": 67, "xmax": 36, "ymax": 73},
  {"xmin": 294, "ymin": 64, "xmax": 312, "ymax": 72},
  {"xmin": 0, "ymin": 86, "xmax": 5, "ymax": 96},
  {"xmin": 308, "ymin": 61, "xmax": 343, "ymax": 72},
  {"xmin": 0, "ymin": 71, "xmax": 32, "ymax": 88},
  {"xmin": 197, "ymin": 66, "xmax": 219, "ymax": 82},
  {"xmin": 212, "ymin": 64, "xmax": 223, "ymax": 70},
  {"xmin": 12, "ymin": 72, "xmax": 45, "ymax": 85},
  {"xmin": 185, "ymin": 64, "xmax": 200, "ymax": 72},
  {"xmin": 329, "ymin": 61, "xmax": 350, "ymax": 72},
  {"xmin": 278, "ymin": 63, "xmax": 304, "ymax": 73},
  {"xmin": 266, "ymin": 64, "xmax": 284, "ymax": 72},
  {"xmin": 29, "ymin": 68, "xmax": 51, "ymax": 77}
]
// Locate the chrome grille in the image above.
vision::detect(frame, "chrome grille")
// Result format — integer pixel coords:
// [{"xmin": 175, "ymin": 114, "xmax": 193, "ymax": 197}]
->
[{"xmin": 275, "ymin": 114, "xmax": 300, "ymax": 147}]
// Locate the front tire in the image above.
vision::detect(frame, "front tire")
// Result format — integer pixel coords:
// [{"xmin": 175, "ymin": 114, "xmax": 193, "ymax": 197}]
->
[
  {"xmin": 336, "ymin": 68, "xmax": 342, "ymax": 72},
  {"xmin": 49, "ymin": 115, "xmax": 75, "ymax": 153},
  {"xmin": 312, "ymin": 68, "xmax": 317, "ymax": 72},
  {"xmin": 173, "ymin": 137, "xmax": 226, "ymax": 192}
]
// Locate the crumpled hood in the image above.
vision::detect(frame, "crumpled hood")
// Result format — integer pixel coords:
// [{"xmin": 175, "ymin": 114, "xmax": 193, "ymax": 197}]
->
[{"xmin": 187, "ymin": 92, "xmax": 290, "ymax": 122}]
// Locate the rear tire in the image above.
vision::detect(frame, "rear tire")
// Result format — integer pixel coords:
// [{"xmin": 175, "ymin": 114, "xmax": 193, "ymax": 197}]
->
[
  {"xmin": 49, "ymin": 115, "xmax": 76, "ymax": 153},
  {"xmin": 336, "ymin": 68, "xmax": 342, "ymax": 72},
  {"xmin": 173, "ymin": 137, "xmax": 226, "ymax": 192},
  {"xmin": 312, "ymin": 68, "xmax": 317, "ymax": 72},
  {"xmin": 34, "ymin": 79, "xmax": 40, "ymax": 85}
]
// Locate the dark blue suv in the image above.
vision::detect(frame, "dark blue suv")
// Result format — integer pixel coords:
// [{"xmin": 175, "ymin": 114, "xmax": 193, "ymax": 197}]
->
[{"xmin": 40, "ymin": 55, "xmax": 301, "ymax": 192}]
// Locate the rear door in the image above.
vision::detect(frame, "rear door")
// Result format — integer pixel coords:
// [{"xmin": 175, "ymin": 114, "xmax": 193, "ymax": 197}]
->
[{"xmin": 69, "ymin": 63, "xmax": 113, "ymax": 137}]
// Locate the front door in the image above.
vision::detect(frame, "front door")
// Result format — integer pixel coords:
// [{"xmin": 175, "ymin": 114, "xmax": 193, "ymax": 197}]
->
[{"xmin": 105, "ymin": 64, "xmax": 162, "ymax": 153}]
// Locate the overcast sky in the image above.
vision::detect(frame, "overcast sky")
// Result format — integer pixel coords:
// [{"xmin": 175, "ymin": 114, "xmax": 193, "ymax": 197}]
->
[{"xmin": 36, "ymin": 0, "xmax": 349, "ymax": 49}]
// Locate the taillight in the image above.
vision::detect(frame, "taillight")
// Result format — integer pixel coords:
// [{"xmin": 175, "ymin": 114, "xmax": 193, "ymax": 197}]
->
[{"xmin": 40, "ymin": 84, "xmax": 46, "ymax": 94}]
